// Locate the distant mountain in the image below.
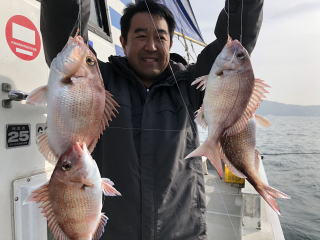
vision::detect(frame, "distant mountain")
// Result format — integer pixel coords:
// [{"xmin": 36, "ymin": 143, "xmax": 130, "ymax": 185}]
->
[{"xmin": 256, "ymin": 101, "xmax": 320, "ymax": 116}]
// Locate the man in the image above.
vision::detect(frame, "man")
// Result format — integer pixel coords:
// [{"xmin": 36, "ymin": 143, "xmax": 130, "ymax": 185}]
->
[{"xmin": 40, "ymin": 0, "xmax": 263, "ymax": 239}]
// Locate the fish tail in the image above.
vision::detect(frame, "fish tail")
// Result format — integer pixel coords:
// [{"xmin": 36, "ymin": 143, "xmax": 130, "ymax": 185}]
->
[
  {"xmin": 185, "ymin": 141, "xmax": 223, "ymax": 178},
  {"xmin": 264, "ymin": 185, "xmax": 290, "ymax": 199},
  {"xmin": 258, "ymin": 185, "xmax": 290, "ymax": 215}
]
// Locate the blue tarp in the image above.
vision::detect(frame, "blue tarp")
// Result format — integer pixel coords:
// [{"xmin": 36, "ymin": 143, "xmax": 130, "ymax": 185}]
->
[{"xmin": 135, "ymin": 0, "xmax": 205, "ymax": 43}]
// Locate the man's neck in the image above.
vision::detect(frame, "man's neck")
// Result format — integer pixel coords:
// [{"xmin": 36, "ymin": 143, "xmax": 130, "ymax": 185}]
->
[{"xmin": 142, "ymin": 79, "xmax": 153, "ymax": 88}]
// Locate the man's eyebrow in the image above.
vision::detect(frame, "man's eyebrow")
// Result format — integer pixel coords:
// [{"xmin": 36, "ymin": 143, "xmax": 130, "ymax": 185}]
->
[
  {"xmin": 133, "ymin": 28, "xmax": 169, "ymax": 35},
  {"xmin": 134, "ymin": 28, "xmax": 147, "ymax": 34},
  {"xmin": 157, "ymin": 29, "xmax": 169, "ymax": 35}
]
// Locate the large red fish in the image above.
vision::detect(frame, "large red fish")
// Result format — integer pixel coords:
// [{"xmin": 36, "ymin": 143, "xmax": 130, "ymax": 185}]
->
[
  {"xmin": 28, "ymin": 142, "xmax": 121, "ymax": 240},
  {"xmin": 220, "ymin": 118, "xmax": 290, "ymax": 215},
  {"xmin": 27, "ymin": 35, "xmax": 119, "ymax": 163},
  {"xmin": 186, "ymin": 37, "xmax": 268, "ymax": 177}
]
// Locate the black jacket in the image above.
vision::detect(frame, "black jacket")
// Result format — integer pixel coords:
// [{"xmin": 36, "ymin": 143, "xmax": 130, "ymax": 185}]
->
[{"xmin": 40, "ymin": 0, "xmax": 263, "ymax": 239}]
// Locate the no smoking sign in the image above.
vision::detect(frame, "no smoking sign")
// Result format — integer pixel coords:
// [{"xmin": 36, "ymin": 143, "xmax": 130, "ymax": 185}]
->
[{"xmin": 5, "ymin": 15, "xmax": 41, "ymax": 61}]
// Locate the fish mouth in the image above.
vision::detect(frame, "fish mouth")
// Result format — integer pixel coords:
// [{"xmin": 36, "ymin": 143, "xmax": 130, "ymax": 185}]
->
[
  {"xmin": 231, "ymin": 41, "xmax": 244, "ymax": 52},
  {"xmin": 56, "ymin": 37, "xmax": 88, "ymax": 76},
  {"xmin": 73, "ymin": 142, "xmax": 84, "ymax": 154},
  {"xmin": 70, "ymin": 35, "xmax": 86, "ymax": 47},
  {"xmin": 225, "ymin": 38, "xmax": 247, "ymax": 61},
  {"xmin": 72, "ymin": 142, "xmax": 92, "ymax": 158}
]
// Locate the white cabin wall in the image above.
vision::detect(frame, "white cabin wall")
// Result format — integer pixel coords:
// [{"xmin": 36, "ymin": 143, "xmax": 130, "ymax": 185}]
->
[
  {"xmin": 0, "ymin": 0, "xmax": 49, "ymax": 94},
  {"xmin": 0, "ymin": 0, "xmax": 129, "ymax": 239},
  {"xmin": 89, "ymin": 0, "xmax": 133, "ymax": 61},
  {"xmin": 0, "ymin": 0, "xmax": 50, "ymax": 239}
]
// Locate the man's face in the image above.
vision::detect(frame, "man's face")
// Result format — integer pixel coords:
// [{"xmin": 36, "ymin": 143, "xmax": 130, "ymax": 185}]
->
[{"xmin": 120, "ymin": 13, "xmax": 172, "ymax": 83}]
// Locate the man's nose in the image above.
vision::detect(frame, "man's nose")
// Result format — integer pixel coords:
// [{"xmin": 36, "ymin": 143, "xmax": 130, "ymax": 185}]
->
[{"xmin": 144, "ymin": 37, "xmax": 157, "ymax": 51}]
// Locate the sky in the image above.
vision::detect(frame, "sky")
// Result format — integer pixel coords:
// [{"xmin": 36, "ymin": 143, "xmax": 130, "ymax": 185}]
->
[{"xmin": 171, "ymin": 0, "xmax": 320, "ymax": 106}]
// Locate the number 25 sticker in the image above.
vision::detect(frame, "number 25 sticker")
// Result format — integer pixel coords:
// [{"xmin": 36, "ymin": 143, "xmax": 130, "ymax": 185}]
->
[{"xmin": 6, "ymin": 124, "xmax": 30, "ymax": 148}]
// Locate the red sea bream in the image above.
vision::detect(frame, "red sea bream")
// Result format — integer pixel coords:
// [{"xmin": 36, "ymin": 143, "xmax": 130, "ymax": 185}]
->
[{"xmin": 27, "ymin": 35, "xmax": 119, "ymax": 163}]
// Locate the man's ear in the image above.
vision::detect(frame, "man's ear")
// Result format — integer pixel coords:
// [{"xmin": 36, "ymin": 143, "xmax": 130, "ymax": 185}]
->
[{"xmin": 120, "ymin": 36, "xmax": 127, "ymax": 55}]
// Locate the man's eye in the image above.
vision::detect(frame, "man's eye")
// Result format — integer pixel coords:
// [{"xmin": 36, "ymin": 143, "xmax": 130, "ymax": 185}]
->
[
  {"xmin": 137, "ymin": 35, "xmax": 146, "ymax": 39},
  {"xmin": 159, "ymin": 36, "xmax": 167, "ymax": 41}
]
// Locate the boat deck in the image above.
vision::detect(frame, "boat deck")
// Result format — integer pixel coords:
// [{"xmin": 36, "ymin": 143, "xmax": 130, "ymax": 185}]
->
[{"xmin": 205, "ymin": 165, "xmax": 285, "ymax": 240}]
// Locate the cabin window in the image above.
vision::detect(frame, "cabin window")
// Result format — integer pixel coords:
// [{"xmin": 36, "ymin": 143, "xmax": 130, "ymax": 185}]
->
[{"xmin": 89, "ymin": 0, "xmax": 112, "ymax": 42}]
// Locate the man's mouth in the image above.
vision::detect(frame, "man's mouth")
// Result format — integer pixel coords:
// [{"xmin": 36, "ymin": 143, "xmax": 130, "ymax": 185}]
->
[{"xmin": 142, "ymin": 57, "xmax": 158, "ymax": 63}]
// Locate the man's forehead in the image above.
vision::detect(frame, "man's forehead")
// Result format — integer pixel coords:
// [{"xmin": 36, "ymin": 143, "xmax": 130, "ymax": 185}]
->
[{"xmin": 129, "ymin": 12, "xmax": 169, "ymax": 33}]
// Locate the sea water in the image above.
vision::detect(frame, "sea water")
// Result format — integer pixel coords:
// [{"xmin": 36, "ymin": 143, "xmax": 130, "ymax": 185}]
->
[
  {"xmin": 257, "ymin": 116, "xmax": 320, "ymax": 240},
  {"xmin": 199, "ymin": 116, "xmax": 320, "ymax": 240}
]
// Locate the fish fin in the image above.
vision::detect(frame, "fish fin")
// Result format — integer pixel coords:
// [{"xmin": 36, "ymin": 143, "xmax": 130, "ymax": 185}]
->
[
  {"xmin": 191, "ymin": 75, "xmax": 209, "ymax": 91},
  {"xmin": 102, "ymin": 177, "xmax": 114, "ymax": 186},
  {"xmin": 37, "ymin": 132, "xmax": 58, "ymax": 164},
  {"xmin": 93, "ymin": 90, "xmax": 120, "ymax": 153},
  {"xmin": 88, "ymin": 139, "xmax": 98, "ymax": 153},
  {"xmin": 25, "ymin": 183, "xmax": 49, "ymax": 204},
  {"xmin": 255, "ymin": 114, "xmax": 271, "ymax": 127},
  {"xmin": 219, "ymin": 142, "xmax": 246, "ymax": 178},
  {"xmin": 264, "ymin": 185, "xmax": 290, "ymax": 199},
  {"xmin": 101, "ymin": 178, "xmax": 121, "ymax": 196},
  {"xmin": 194, "ymin": 106, "xmax": 207, "ymax": 128},
  {"xmin": 259, "ymin": 185, "xmax": 290, "ymax": 216},
  {"xmin": 27, "ymin": 184, "xmax": 69, "ymax": 240},
  {"xmin": 48, "ymin": 223, "xmax": 69, "ymax": 240},
  {"xmin": 259, "ymin": 190, "xmax": 281, "ymax": 215},
  {"xmin": 225, "ymin": 78, "xmax": 270, "ymax": 136},
  {"xmin": 92, "ymin": 213, "xmax": 109, "ymax": 240},
  {"xmin": 185, "ymin": 141, "xmax": 224, "ymax": 178},
  {"xmin": 26, "ymin": 85, "xmax": 48, "ymax": 105}
]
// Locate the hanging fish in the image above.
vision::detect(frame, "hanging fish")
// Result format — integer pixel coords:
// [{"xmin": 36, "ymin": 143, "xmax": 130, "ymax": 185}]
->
[
  {"xmin": 220, "ymin": 118, "xmax": 290, "ymax": 215},
  {"xmin": 27, "ymin": 142, "xmax": 121, "ymax": 240},
  {"xmin": 185, "ymin": 37, "xmax": 269, "ymax": 177},
  {"xmin": 27, "ymin": 35, "xmax": 119, "ymax": 163}
]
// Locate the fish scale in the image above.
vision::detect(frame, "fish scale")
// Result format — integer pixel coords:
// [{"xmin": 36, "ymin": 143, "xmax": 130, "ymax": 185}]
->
[
  {"xmin": 27, "ymin": 35, "xmax": 119, "ymax": 164},
  {"xmin": 220, "ymin": 118, "xmax": 290, "ymax": 215},
  {"xmin": 186, "ymin": 38, "xmax": 266, "ymax": 178},
  {"xmin": 27, "ymin": 143, "xmax": 121, "ymax": 240}
]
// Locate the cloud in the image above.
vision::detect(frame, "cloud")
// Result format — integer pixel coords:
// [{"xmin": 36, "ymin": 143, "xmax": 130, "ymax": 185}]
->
[
  {"xmin": 266, "ymin": 1, "xmax": 320, "ymax": 20},
  {"xmin": 173, "ymin": 0, "xmax": 320, "ymax": 104}
]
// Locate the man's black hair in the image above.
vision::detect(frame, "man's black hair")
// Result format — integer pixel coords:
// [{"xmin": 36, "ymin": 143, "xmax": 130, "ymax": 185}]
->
[{"xmin": 120, "ymin": 1, "xmax": 176, "ymax": 42}]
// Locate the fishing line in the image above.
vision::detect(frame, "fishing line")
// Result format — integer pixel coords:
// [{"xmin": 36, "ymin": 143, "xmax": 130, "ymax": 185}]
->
[
  {"xmin": 107, "ymin": 126, "xmax": 183, "ymax": 132},
  {"xmin": 227, "ymin": 0, "xmax": 230, "ymax": 36},
  {"xmin": 262, "ymin": 152, "xmax": 320, "ymax": 156},
  {"xmin": 240, "ymin": 0, "xmax": 244, "ymax": 43},
  {"xmin": 78, "ymin": 0, "xmax": 82, "ymax": 35},
  {"xmin": 224, "ymin": 0, "xmax": 244, "ymax": 43},
  {"xmin": 213, "ymin": 175, "xmax": 239, "ymax": 239},
  {"xmin": 143, "ymin": 0, "xmax": 198, "ymax": 134},
  {"xmin": 142, "ymin": 3, "xmax": 241, "ymax": 237}
]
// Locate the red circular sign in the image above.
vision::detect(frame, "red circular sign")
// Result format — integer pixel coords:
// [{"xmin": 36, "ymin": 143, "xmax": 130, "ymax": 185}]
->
[{"xmin": 5, "ymin": 15, "xmax": 41, "ymax": 61}]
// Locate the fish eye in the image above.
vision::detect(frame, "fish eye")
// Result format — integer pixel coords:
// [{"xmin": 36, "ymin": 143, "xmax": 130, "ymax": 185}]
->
[
  {"xmin": 61, "ymin": 161, "xmax": 72, "ymax": 171},
  {"xmin": 86, "ymin": 56, "xmax": 96, "ymax": 66},
  {"xmin": 236, "ymin": 52, "xmax": 246, "ymax": 60},
  {"xmin": 216, "ymin": 71, "xmax": 223, "ymax": 76}
]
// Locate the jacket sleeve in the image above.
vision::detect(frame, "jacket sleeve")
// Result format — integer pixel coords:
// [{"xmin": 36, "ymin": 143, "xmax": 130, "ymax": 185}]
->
[
  {"xmin": 190, "ymin": 0, "xmax": 264, "ymax": 79},
  {"xmin": 40, "ymin": 0, "xmax": 91, "ymax": 66}
]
